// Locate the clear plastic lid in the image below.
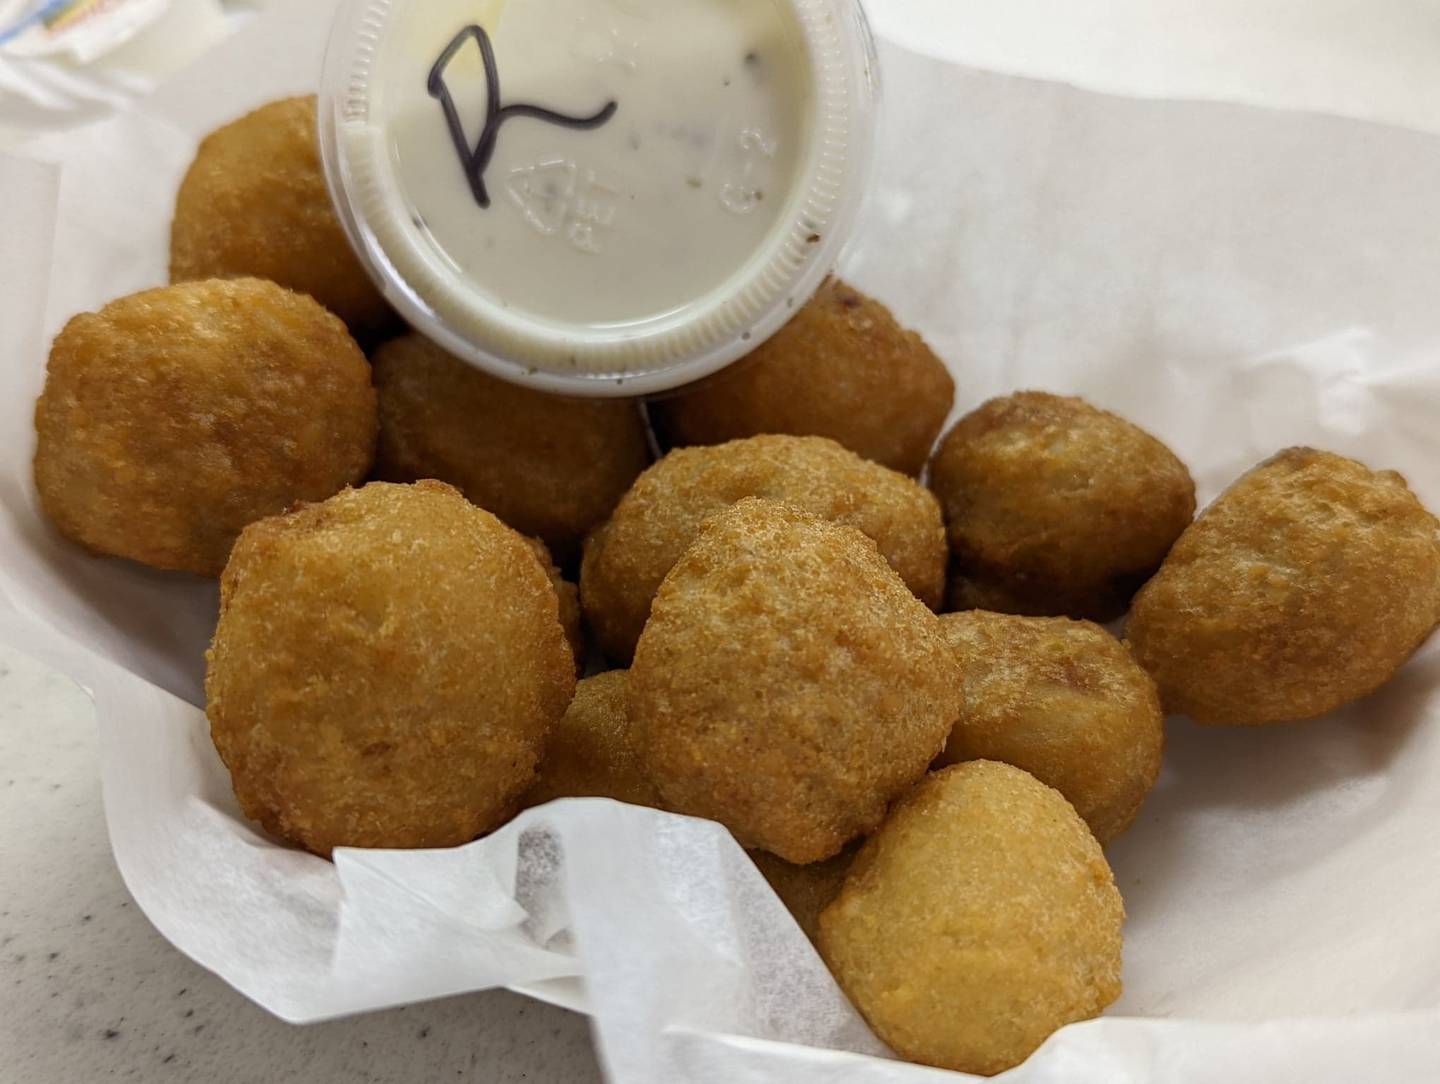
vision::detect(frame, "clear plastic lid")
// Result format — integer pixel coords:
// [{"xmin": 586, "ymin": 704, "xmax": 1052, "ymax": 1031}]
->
[{"xmin": 319, "ymin": 0, "xmax": 878, "ymax": 396}]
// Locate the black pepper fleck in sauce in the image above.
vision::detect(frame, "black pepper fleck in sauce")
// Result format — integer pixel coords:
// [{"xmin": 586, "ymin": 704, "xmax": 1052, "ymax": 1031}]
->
[
  {"xmin": 428, "ymin": 25, "xmax": 618, "ymax": 209},
  {"xmin": 743, "ymin": 49, "xmax": 768, "ymax": 87}
]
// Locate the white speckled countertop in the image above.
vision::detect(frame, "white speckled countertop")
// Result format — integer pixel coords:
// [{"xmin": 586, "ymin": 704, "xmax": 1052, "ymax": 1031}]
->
[{"xmin": 0, "ymin": 643, "xmax": 603, "ymax": 1083}]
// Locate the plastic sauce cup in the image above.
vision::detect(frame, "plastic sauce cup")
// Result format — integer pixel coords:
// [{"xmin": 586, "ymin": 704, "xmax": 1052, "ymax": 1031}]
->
[{"xmin": 319, "ymin": 0, "xmax": 878, "ymax": 396}]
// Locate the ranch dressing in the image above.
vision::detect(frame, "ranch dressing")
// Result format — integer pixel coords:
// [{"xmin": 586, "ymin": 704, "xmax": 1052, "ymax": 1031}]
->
[
  {"xmin": 321, "ymin": 0, "xmax": 877, "ymax": 394},
  {"xmin": 392, "ymin": 0, "xmax": 809, "ymax": 325}
]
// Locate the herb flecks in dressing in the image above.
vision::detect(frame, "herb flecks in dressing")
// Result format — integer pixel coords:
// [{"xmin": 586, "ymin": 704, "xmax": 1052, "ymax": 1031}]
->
[{"xmin": 389, "ymin": 0, "xmax": 811, "ymax": 325}]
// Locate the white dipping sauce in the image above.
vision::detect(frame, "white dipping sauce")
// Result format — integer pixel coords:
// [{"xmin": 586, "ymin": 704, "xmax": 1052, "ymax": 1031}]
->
[
  {"xmin": 381, "ymin": 0, "xmax": 813, "ymax": 327},
  {"xmin": 323, "ymin": 0, "xmax": 876, "ymax": 390}
]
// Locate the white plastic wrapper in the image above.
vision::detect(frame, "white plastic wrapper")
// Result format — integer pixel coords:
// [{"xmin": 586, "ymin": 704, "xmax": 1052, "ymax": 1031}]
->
[
  {"xmin": 0, "ymin": 0, "xmax": 233, "ymax": 145},
  {"xmin": 0, "ymin": 0, "xmax": 170, "ymax": 62},
  {"xmin": 3, "ymin": 3, "xmax": 1440, "ymax": 1081}
]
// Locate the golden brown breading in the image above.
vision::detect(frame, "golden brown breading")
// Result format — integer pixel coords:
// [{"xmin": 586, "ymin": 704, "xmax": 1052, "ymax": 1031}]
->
[
  {"xmin": 170, "ymin": 96, "xmax": 392, "ymax": 338},
  {"xmin": 522, "ymin": 671, "xmax": 662, "ymax": 810},
  {"xmin": 523, "ymin": 536, "xmax": 584, "ymax": 669},
  {"xmin": 937, "ymin": 611, "xmax": 1163, "ymax": 843},
  {"xmin": 650, "ymin": 279, "xmax": 954, "ymax": 475},
  {"xmin": 750, "ymin": 846, "xmax": 857, "ymax": 945},
  {"xmin": 819, "ymin": 761, "xmax": 1124, "ymax": 1076},
  {"xmin": 33, "ymin": 278, "xmax": 377, "ymax": 576},
  {"xmin": 1128, "ymin": 447, "xmax": 1440, "ymax": 726},
  {"xmin": 930, "ymin": 391, "xmax": 1195, "ymax": 622},
  {"xmin": 580, "ymin": 434, "xmax": 946, "ymax": 663},
  {"xmin": 372, "ymin": 332, "xmax": 650, "ymax": 562},
  {"xmin": 630, "ymin": 498, "xmax": 962, "ymax": 864},
  {"xmin": 205, "ymin": 481, "xmax": 576, "ymax": 855}
]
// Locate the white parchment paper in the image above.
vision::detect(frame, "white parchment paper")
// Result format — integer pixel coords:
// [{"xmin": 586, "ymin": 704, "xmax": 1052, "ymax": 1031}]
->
[{"xmin": 4, "ymin": 3, "xmax": 1440, "ymax": 1080}]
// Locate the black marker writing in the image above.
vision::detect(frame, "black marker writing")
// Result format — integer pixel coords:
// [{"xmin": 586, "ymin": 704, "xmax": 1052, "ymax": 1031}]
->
[{"xmin": 428, "ymin": 24, "xmax": 618, "ymax": 209}]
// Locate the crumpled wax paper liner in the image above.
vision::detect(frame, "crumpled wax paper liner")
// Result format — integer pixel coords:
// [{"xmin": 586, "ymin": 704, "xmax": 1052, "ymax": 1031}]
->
[{"xmin": 3, "ymin": 3, "xmax": 1440, "ymax": 1081}]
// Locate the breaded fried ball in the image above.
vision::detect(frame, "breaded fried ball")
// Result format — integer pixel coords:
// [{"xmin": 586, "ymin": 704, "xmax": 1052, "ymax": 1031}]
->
[
  {"xmin": 524, "ymin": 536, "xmax": 583, "ymax": 667},
  {"xmin": 630, "ymin": 498, "xmax": 962, "ymax": 863},
  {"xmin": 650, "ymin": 279, "xmax": 954, "ymax": 475},
  {"xmin": 373, "ymin": 332, "xmax": 650, "ymax": 561},
  {"xmin": 522, "ymin": 671, "xmax": 661, "ymax": 810},
  {"xmin": 750, "ymin": 846, "xmax": 857, "ymax": 945},
  {"xmin": 581, "ymin": 435, "xmax": 946, "ymax": 662},
  {"xmin": 819, "ymin": 761, "xmax": 1124, "ymax": 1076},
  {"xmin": 33, "ymin": 279, "xmax": 377, "ymax": 576},
  {"xmin": 938, "ymin": 611, "xmax": 1163, "ymax": 843},
  {"xmin": 1128, "ymin": 448, "xmax": 1440, "ymax": 726},
  {"xmin": 171, "ymin": 96, "xmax": 392, "ymax": 337},
  {"xmin": 931, "ymin": 391, "xmax": 1196, "ymax": 622},
  {"xmin": 205, "ymin": 481, "xmax": 576, "ymax": 855}
]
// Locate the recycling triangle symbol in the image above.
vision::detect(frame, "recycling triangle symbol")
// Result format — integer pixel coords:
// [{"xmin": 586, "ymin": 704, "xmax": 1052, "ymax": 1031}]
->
[{"xmin": 505, "ymin": 160, "xmax": 578, "ymax": 236}]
